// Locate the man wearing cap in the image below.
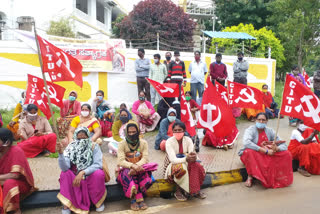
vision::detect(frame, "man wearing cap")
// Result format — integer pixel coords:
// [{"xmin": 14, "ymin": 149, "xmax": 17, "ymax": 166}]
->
[{"xmin": 168, "ymin": 50, "xmax": 186, "ymax": 99}]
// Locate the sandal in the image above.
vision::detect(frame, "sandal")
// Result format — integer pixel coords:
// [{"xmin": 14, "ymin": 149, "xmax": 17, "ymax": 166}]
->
[
  {"xmin": 139, "ymin": 201, "xmax": 148, "ymax": 210},
  {"xmin": 130, "ymin": 200, "xmax": 140, "ymax": 211},
  {"xmin": 194, "ymin": 191, "xmax": 207, "ymax": 199},
  {"xmin": 223, "ymin": 145, "xmax": 228, "ymax": 151},
  {"xmin": 245, "ymin": 177, "xmax": 253, "ymax": 187},
  {"xmin": 298, "ymin": 168, "xmax": 311, "ymax": 177},
  {"xmin": 174, "ymin": 191, "xmax": 187, "ymax": 202}
]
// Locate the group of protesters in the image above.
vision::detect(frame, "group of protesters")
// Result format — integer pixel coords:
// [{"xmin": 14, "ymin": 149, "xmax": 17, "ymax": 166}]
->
[{"xmin": 1, "ymin": 49, "xmax": 320, "ymax": 214}]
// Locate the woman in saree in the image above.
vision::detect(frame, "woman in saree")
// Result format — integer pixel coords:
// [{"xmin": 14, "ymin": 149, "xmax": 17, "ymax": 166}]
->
[
  {"xmin": 63, "ymin": 104, "xmax": 101, "ymax": 146},
  {"xmin": 289, "ymin": 119, "xmax": 320, "ymax": 177},
  {"xmin": 107, "ymin": 108, "xmax": 133, "ymax": 155},
  {"xmin": 57, "ymin": 127, "xmax": 106, "ymax": 214},
  {"xmin": 57, "ymin": 91, "xmax": 81, "ymax": 138},
  {"xmin": 132, "ymin": 91, "xmax": 161, "ymax": 134},
  {"xmin": 17, "ymin": 104, "xmax": 57, "ymax": 158},
  {"xmin": 164, "ymin": 121, "xmax": 206, "ymax": 201},
  {"xmin": 91, "ymin": 90, "xmax": 115, "ymax": 137},
  {"xmin": 239, "ymin": 112, "xmax": 293, "ymax": 188},
  {"xmin": 117, "ymin": 121, "xmax": 157, "ymax": 211},
  {"xmin": 0, "ymin": 128, "xmax": 36, "ymax": 214}
]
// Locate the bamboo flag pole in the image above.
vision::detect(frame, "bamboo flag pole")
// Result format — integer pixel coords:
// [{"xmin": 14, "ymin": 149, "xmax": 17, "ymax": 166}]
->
[
  {"xmin": 33, "ymin": 22, "xmax": 60, "ymax": 140},
  {"xmin": 146, "ymin": 79, "xmax": 172, "ymax": 108}
]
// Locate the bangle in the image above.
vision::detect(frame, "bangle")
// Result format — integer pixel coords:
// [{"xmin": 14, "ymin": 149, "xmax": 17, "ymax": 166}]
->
[{"xmin": 265, "ymin": 149, "xmax": 268, "ymax": 155}]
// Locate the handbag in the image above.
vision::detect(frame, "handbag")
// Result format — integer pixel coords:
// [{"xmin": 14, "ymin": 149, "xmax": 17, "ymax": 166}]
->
[
  {"xmin": 125, "ymin": 151, "xmax": 142, "ymax": 164},
  {"xmin": 171, "ymin": 163, "xmax": 186, "ymax": 179}
]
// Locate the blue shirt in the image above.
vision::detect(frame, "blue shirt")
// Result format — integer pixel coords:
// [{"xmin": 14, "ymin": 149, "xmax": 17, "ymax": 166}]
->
[{"xmin": 135, "ymin": 58, "xmax": 151, "ymax": 77}]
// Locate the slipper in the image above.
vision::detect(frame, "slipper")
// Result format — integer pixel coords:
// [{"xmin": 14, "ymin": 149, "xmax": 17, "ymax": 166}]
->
[
  {"xmin": 298, "ymin": 168, "xmax": 311, "ymax": 177},
  {"xmin": 194, "ymin": 191, "xmax": 207, "ymax": 199},
  {"xmin": 174, "ymin": 192, "xmax": 187, "ymax": 202},
  {"xmin": 139, "ymin": 201, "xmax": 148, "ymax": 210},
  {"xmin": 130, "ymin": 200, "xmax": 140, "ymax": 211}
]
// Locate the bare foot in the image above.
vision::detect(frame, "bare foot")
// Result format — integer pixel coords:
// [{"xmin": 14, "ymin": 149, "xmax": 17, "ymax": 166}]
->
[{"xmin": 245, "ymin": 176, "xmax": 253, "ymax": 187}]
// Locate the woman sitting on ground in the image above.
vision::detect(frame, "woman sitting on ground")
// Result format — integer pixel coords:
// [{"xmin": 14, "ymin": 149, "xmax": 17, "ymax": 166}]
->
[
  {"xmin": 155, "ymin": 108, "xmax": 182, "ymax": 150},
  {"xmin": 63, "ymin": 104, "xmax": 101, "ymax": 146},
  {"xmin": 261, "ymin": 84, "xmax": 280, "ymax": 119},
  {"xmin": 107, "ymin": 108, "xmax": 133, "ymax": 155},
  {"xmin": 164, "ymin": 121, "xmax": 206, "ymax": 201},
  {"xmin": 91, "ymin": 90, "xmax": 115, "ymax": 137},
  {"xmin": 0, "ymin": 128, "xmax": 36, "ymax": 214},
  {"xmin": 114, "ymin": 103, "xmax": 130, "ymax": 121},
  {"xmin": 132, "ymin": 91, "xmax": 161, "ymax": 134},
  {"xmin": 288, "ymin": 119, "xmax": 320, "ymax": 177},
  {"xmin": 57, "ymin": 127, "xmax": 106, "ymax": 214},
  {"xmin": 17, "ymin": 104, "xmax": 57, "ymax": 158},
  {"xmin": 117, "ymin": 121, "xmax": 157, "ymax": 211},
  {"xmin": 57, "ymin": 91, "xmax": 81, "ymax": 138},
  {"xmin": 239, "ymin": 112, "xmax": 293, "ymax": 188}
]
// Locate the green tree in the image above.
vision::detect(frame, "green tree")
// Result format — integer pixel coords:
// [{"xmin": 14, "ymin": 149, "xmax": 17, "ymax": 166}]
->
[
  {"xmin": 112, "ymin": 14, "xmax": 125, "ymax": 38},
  {"xmin": 211, "ymin": 23, "xmax": 285, "ymax": 68},
  {"xmin": 47, "ymin": 17, "xmax": 75, "ymax": 38},
  {"xmin": 267, "ymin": 0, "xmax": 320, "ymax": 73},
  {"xmin": 215, "ymin": 0, "xmax": 271, "ymax": 30}
]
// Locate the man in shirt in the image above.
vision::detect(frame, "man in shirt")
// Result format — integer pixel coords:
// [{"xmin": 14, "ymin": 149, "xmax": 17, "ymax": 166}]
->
[
  {"xmin": 233, "ymin": 52, "xmax": 249, "ymax": 85},
  {"xmin": 209, "ymin": 53, "xmax": 228, "ymax": 86},
  {"xmin": 163, "ymin": 52, "xmax": 173, "ymax": 72},
  {"xmin": 149, "ymin": 54, "xmax": 168, "ymax": 106},
  {"xmin": 168, "ymin": 50, "xmax": 186, "ymax": 100},
  {"xmin": 135, "ymin": 48, "xmax": 151, "ymax": 101},
  {"xmin": 189, "ymin": 51, "xmax": 208, "ymax": 101}
]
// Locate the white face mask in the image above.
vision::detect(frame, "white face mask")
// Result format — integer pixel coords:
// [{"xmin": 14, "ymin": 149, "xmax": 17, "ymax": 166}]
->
[
  {"xmin": 27, "ymin": 113, "xmax": 38, "ymax": 121},
  {"xmin": 298, "ymin": 124, "xmax": 308, "ymax": 131},
  {"xmin": 154, "ymin": 59, "xmax": 159, "ymax": 64},
  {"xmin": 81, "ymin": 111, "xmax": 90, "ymax": 117}
]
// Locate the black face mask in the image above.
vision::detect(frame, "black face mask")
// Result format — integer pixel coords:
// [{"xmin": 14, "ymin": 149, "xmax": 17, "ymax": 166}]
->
[
  {"xmin": 120, "ymin": 116, "xmax": 129, "ymax": 124},
  {"xmin": 139, "ymin": 96, "xmax": 145, "ymax": 101},
  {"xmin": 166, "ymin": 56, "xmax": 171, "ymax": 61}
]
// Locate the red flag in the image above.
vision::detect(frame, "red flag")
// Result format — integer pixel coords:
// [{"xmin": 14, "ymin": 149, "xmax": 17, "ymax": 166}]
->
[
  {"xmin": 215, "ymin": 81, "xmax": 229, "ymax": 104},
  {"xmin": 180, "ymin": 88, "xmax": 196, "ymax": 136},
  {"xmin": 302, "ymin": 69, "xmax": 312, "ymax": 89},
  {"xmin": 198, "ymin": 80, "xmax": 236, "ymax": 137},
  {"xmin": 228, "ymin": 81, "xmax": 264, "ymax": 110},
  {"xmin": 280, "ymin": 74, "xmax": 320, "ymax": 131},
  {"xmin": 25, "ymin": 74, "xmax": 66, "ymax": 119},
  {"xmin": 37, "ymin": 35, "xmax": 83, "ymax": 88},
  {"xmin": 147, "ymin": 78, "xmax": 179, "ymax": 97}
]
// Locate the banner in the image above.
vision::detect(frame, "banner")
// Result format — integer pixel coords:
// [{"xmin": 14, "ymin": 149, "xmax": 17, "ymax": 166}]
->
[{"xmin": 47, "ymin": 36, "xmax": 126, "ymax": 72}]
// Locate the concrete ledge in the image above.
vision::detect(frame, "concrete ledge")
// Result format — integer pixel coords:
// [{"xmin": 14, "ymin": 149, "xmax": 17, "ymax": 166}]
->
[{"xmin": 22, "ymin": 168, "xmax": 247, "ymax": 209}]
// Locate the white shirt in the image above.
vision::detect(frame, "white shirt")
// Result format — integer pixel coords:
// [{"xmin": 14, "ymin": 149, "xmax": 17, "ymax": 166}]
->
[
  {"xmin": 291, "ymin": 129, "xmax": 316, "ymax": 142},
  {"xmin": 188, "ymin": 61, "xmax": 208, "ymax": 84}
]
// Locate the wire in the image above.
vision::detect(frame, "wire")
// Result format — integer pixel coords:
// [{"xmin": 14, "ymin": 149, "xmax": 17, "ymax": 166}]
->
[{"xmin": 159, "ymin": 41, "xmax": 194, "ymax": 50}]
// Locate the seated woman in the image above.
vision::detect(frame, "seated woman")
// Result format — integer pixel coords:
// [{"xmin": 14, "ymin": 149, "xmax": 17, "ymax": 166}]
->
[
  {"xmin": 185, "ymin": 91, "xmax": 200, "ymax": 121},
  {"xmin": 244, "ymin": 106, "xmax": 265, "ymax": 122},
  {"xmin": 117, "ymin": 121, "xmax": 157, "ymax": 211},
  {"xmin": 164, "ymin": 121, "xmax": 206, "ymax": 201},
  {"xmin": 157, "ymin": 97, "xmax": 181, "ymax": 122},
  {"xmin": 57, "ymin": 91, "xmax": 81, "ymax": 138},
  {"xmin": 107, "ymin": 108, "xmax": 133, "ymax": 155},
  {"xmin": 239, "ymin": 112, "xmax": 293, "ymax": 188},
  {"xmin": 63, "ymin": 104, "xmax": 101, "ymax": 146},
  {"xmin": 155, "ymin": 108, "xmax": 182, "ymax": 150},
  {"xmin": 91, "ymin": 90, "xmax": 115, "ymax": 137},
  {"xmin": 0, "ymin": 128, "xmax": 36, "ymax": 214},
  {"xmin": 288, "ymin": 119, "xmax": 320, "ymax": 177},
  {"xmin": 114, "ymin": 103, "xmax": 130, "ymax": 121},
  {"xmin": 17, "ymin": 104, "xmax": 57, "ymax": 158},
  {"xmin": 202, "ymin": 126, "xmax": 239, "ymax": 150},
  {"xmin": 132, "ymin": 91, "xmax": 161, "ymax": 134},
  {"xmin": 57, "ymin": 127, "xmax": 106, "ymax": 214},
  {"xmin": 262, "ymin": 84, "xmax": 280, "ymax": 119}
]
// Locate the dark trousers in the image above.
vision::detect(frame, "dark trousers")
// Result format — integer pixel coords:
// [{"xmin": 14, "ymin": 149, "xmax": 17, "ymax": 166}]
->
[
  {"xmin": 212, "ymin": 79, "xmax": 226, "ymax": 87},
  {"xmin": 234, "ymin": 77, "xmax": 247, "ymax": 85},
  {"xmin": 137, "ymin": 77, "xmax": 151, "ymax": 101},
  {"xmin": 170, "ymin": 79, "xmax": 183, "ymax": 101},
  {"xmin": 315, "ymin": 89, "xmax": 320, "ymax": 98}
]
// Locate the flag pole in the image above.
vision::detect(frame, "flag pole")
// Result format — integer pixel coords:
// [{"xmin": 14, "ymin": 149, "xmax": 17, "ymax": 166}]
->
[
  {"xmin": 273, "ymin": 79, "xmax": 286, "ymax": 144},
  {"xmin": 146, "ymin": 79, "xmax": 171, "ymax": 108},
  {"xmin": 33, "ymin": 22, "xmax": 60, "ymax": 140}
]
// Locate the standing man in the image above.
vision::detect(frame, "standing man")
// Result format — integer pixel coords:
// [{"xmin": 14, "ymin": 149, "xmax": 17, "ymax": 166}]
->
[
  {"xmin": 164, "ymin": 52, "xmax": 173, "ymax": 73},
  {"xmin": 233, "ymin": 52, "xmax": 249, "ymax": 85},
  {"xmin": 135, "ymin": 48, "xmax": 151, "ymax": 101},
  {"xmin": 149, "ymin": 54, "xmax": 168, "ymax": 106},
  {"xmin": 210, "ymin": 53, "xmax": 228, "ymax": 86},
  {"xmin": 168, "ymin": 50, "xmax": 186, "ymax": 100},
  {"xmin": 313, "ymin": 70, "xmax": 320, "ymax": 98},
  {"xmin": 189, "ymin": 51, "xmax": 208, "ymax": 101}
]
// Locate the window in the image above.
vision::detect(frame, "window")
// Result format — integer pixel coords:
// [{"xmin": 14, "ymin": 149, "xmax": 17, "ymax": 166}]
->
[
  {"xmin": 96, "ymin": 1, "xmax": 105, "ymax": 23},
  {"xmin": 76, "ymin": 0, "xmax": 88, "ymax": 14}
]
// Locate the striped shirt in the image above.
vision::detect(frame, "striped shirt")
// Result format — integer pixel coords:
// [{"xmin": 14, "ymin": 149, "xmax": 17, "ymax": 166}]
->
[{"xmin": 168, "ymin": 61, "xmax": 186, "ymax": 82}]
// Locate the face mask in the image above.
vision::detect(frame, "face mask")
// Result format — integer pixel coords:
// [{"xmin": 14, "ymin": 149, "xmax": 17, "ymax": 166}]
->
[
  {"xmin": 262, "ymin": 89, "xmax": 268, "ymax": 93},
  {"xmin": 127, "ymin": 133, "xmax": 140, "ymax": 145},
  {"xmin": 175, "ymin": 57, "xmax": 180, "ymax": 61},
  {"xmin": 185, "ymin": 96, "xmax": 191, "ymax": 101},
  {"xmin": 195, "ymin": 56, "xmax": 200, "ymax": 61},
  {"xmin": 69, "ymin": 96, "xmax": 76, "ymax": 101},
  {"xmin": 139, "ymin": 96, "xmax": 145, "ymax": 101},
  {"xmin": 154, "ymin": 59, "xmax": 159, "ymax": 64},
  {"xmin": 173, "ymin": 132, "xmax": 184, "ymax": 141},
  {"xmin": 298, "ymin": 124, "xmax": 308, "ymax": 132},
  {"xmin": 166, "ymin": 56, "xmax": 171, "ymax": 61},
  {"xmin": 97, "ymin": 96, "xmax": 103, "ymax": 101},
  {"xmin": 168, "ymin": 116, "xmax": 176, "ymax": 123},
  {"xmin": 81, "ymin": 111, "xmax": 90, "ymax": 117},
  {"xmin": 120, "ymin": 116, "xmax": 129, "ymax": 124},
  {"xmin": 27, "ymin": 113, "xmax": 38, "ymax": 121},
  {"xmin": 238, "ymin": 57, "xmax": 243, "ymax": 61},
  {"xmin": 256, "ymin": 122, "xmax": 266, "ymax": 129},
  {"xmin": 293, "ymin": 70, "xmax": 299, "ymax": 75}
]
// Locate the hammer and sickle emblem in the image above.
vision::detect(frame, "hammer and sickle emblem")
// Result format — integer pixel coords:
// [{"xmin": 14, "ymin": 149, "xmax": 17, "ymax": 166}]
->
[
  {"xmin": 159, "ymin": 86, "xmax": 174, "ymax": 94},
  {"xmin": 235, "ymin": 88, "xmax": 257, "ymax": 104},
  {"xmin": 198, "ymin": 103, "xmax": 222, "ymax": 132},
  {"xmin": 41, "ymin": 86, "xmax": 60, "ymax": 103},
  {"xmin": 295, "ymin": 95, "xmax": 320, "ymax": 123},
  {"xmin": 56, "ymin": 52, "xmax": 76, "ymax": 78}
]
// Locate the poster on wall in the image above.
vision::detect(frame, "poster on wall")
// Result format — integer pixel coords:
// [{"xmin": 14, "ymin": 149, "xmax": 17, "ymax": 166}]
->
[{"xmin": 47, "ymin": 36, "xmax": 126, "ymax": 73}]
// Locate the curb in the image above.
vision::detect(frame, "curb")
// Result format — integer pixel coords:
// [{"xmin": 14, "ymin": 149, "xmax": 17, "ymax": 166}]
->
[{"xmin": 21, "ymin": 168, "xmax": 247, "ymax": 209}]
